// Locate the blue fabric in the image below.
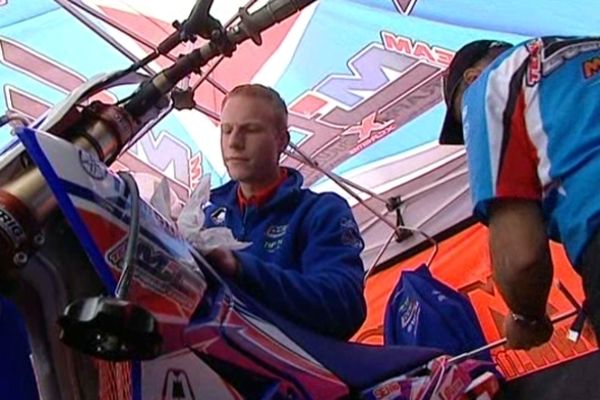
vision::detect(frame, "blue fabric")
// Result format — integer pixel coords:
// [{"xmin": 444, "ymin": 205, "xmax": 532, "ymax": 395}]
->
[
  {"xmin": 383, "ymin": 265, "xmax": 491, "ymax": 362},
  {"xmin": 224, "ymin": 279, "xmax": 445, "ymax": 391},
  {"xmin": 464, "ymin": 36, "xmax": 600, "ymax": 265},
  {"xmin": 203, "ymin": 167, "xmax": 366, "ymax": 339},
  {"xmin": 0, "ymin": 297, "xmax": 39, "ymax": 400}
]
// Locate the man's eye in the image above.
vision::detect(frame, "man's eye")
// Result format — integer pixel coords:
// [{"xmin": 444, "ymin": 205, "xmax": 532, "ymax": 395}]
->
[{"xmin": 245, "ymin": 125, "xmax": 262, "ymax": 133}]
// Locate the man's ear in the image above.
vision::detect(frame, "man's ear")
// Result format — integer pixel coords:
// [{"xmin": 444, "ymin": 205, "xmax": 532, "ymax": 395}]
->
[
  {"xmin": 279, "ymin": 130, "xmax": 290, "ymax": 153},
  {"xmin": 463, "ymin": 67, "xmax": 482, "ymax": 84}
]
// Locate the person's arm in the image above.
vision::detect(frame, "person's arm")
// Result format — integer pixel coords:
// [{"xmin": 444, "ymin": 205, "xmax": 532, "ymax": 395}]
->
[
  {"xmin": 221, "ymin": 194, "xmax": 366, "ymax": 340},
  {"xmin": 462, "ymin": 46, "xmax": 553, "ymax": 349},
  {"xmin": 488, "ymin": 199, "xmax": 553, "ymax": 349}
]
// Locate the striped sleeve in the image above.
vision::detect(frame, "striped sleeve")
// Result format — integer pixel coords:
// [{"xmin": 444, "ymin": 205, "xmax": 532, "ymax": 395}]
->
[{"xmin": 463, "ymin": 45, "xmax": 543, "ymax": 223}]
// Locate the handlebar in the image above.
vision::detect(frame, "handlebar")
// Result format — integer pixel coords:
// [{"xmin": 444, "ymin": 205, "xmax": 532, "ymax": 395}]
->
[{"xmin": 125, "ymin": 0, "xmax": 316, "ymax": 119}]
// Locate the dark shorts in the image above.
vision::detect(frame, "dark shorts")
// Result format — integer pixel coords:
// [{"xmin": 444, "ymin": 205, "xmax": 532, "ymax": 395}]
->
[{"xmin": 578, "ymin": 230, "xmax": 600, "ymax": 339}]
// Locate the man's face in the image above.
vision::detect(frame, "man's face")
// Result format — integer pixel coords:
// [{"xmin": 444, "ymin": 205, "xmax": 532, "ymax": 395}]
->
[
  {"xmin": 220, "ymin": 95, "xmax": 286, "ymax": 184},
  {"xmin": 451, "ymin": 64, "xmax": 486, "ymax": 124},
  {"xmin": 452, "ymin": 82, "xmax": 466, "ymax": 123}
]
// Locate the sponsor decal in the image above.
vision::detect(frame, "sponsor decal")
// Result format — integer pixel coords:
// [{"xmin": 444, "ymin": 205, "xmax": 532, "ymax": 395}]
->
[
  {"xmin": 79, "ymin": 149, "xmax": 108, "ymax": 180},
  {"xmin": 162, "ymin": 369, "xmax": 195, "ymax": 400},
  {"xmin": 399, "ymin": 297, "xmax": 420, "ymax": 333},
  {"xmin": 340, "ymin": 217, "xmax": 363, "ymax": 248},
  {"xmin": 264, "ymin": 225, "xmax": 287, "ymax": 253},
  {"xmin": 0, "ymin": 207, "xmax": 26, "ymax": 246},
  {"xmin": 210, "ymin": 207, "xmax": 227, "ymax": 225},
  {"xmin": 583, "ymin": 56, "xmax": 600, "ymax": 79},
  {"xmin": 392, "ymin": 0, "xmax": 419, "ymax": 15},
  {"xmin": 265, "ymin": 224, "xmax": 287, "ymax": 239},
  {"xmin": 285, "ymin": 32, "xmax": 453, "ymax": 185},
  {"xmin": 536, "ymin": 37, "xmax": 600, "ymax": 77},
  {"xmin": 526, "ymin": 39, "xmax": 543, "ymax": 86},
  {"xmin": 106, "ymin": 236, "xmax": 198, "ymax": 313},
  {"xmin": 373, "ymin": 380, "xmax": 402, "ymax": 399}
]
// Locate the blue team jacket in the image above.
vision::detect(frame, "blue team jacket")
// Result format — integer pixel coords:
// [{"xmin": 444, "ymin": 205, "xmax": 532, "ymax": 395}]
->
[{"xmin": 203, "ymin": 168, "xmax": 367, "ymax": 339}]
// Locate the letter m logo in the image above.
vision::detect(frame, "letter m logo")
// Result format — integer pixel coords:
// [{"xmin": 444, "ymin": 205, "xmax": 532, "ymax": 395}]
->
[
  {"xmin": 315, "ymin": 44, "xmax": 413, "ymax": 109},
  {"xmin": 583, "ymin": 56, "xmax": 600, "ymax": 79}
]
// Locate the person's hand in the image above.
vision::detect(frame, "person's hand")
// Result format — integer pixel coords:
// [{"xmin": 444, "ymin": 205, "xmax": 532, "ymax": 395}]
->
[
  {"xmin": 504, "ymin": 313, "xmax": 553, "ymax": 350},
  {"xmin": 205, "ymin": 248, "xmax": 240, "ymax": 278}
]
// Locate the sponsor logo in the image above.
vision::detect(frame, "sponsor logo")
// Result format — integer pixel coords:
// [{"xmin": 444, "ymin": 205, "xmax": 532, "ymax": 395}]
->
[
  {"xmin": 79, "ymin": 149, "xmax": 108, "ymax": 180},
  {"xmin": 583, "ymin": 56, "xmax": 600, "ymax": 79},
  {"xmin": 106, "ymin": 236, "xmax": 198, "ymax": 313},
  {"xmin": 285, "ymin": 32, "xmax": 453, "ymax": 185},
  {"xmin": 399, "ymin": 297, "xmax": 420, "ymax": 334},
  {"xmin": 263, "ymin": 224, "xmax": 287, "ymax": 252},
  {"xmin": 210, "ymin": 207, "xmax": 227, "ymax": 225},
  {"xmin": 524, "ymin": 38, "xmax": 600, "ymax": 84},
  {"xmin": 162, "ymin": 369, "xmax": 195, "ymax": 400},
  {"xmin": 392, "ymin": 0, "xmax": 419, "ymax": 15},
  {"xmin": 265, "ymin": 224, "xmax": 287, "ymax": 239},
  {"xmin": 264, "ymin": 239, "xmax": 284, "ymax": 253},
  {"xmin": 0, "ymin": 207, "xmax": 26, "ymax": 246},
  {"xmin": 540, "ymin": 38, "xmax": 600, "ymax": 77},
  {"xmin": 526, "ymin": 39, "xmax": 543, "ymax": 86},
  {"xmin": 373, "ymin": 380, "xmax": 402, "ymax": 399},
  {"xmin": 340, "ymin": 217, "xmax": 363, "ymax": 248}
]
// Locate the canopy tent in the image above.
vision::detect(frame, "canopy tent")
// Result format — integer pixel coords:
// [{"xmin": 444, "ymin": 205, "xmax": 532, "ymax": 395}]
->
[
  {"xmin": 1, "ymin": 0, "xmax": 600, "ymax": 397},
  {"xmin": 2, "ymin": 0, "xmax": 600, "ymax": 267}
]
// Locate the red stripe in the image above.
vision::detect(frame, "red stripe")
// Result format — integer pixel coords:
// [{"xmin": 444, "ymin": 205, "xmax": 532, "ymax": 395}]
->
[
  {"xmin": 6, "ymin": 87, "xmax": 49, "ymax": 119},
  {"xmin": 0, "ymin": 39, "xmax": 115, "ymax": 104},
  {"xmin": 496, "ymin": 90, "xmax": 541, "ymax": 200},
  {"xmin": 193, "ymin": 14, "xmax": 300, "ymax": 115},
  {"xmin": 0, "ymin": 39, "xmax": 82, "ymax": 89}
]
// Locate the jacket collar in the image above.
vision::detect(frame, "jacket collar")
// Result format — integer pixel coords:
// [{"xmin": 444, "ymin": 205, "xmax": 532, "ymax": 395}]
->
[{"xmin": 211, "ymin": 167, "xmax": 303, "ymax": 212}]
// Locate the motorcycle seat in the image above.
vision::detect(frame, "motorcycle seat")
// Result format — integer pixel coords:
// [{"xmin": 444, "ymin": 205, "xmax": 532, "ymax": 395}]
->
[{"xmin": 227, "ymin": 285, "xmax": 444, "ymax": 390}]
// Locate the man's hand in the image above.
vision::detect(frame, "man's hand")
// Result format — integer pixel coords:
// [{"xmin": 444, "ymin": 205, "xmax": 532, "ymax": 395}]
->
[
  {"xmin": 205, "ymin": 248, "xmax": 240, "ymax": 278},
  {"xmin": 504, "ymin": 313, "xmax": 553, "ymax": 350},
  {"xmin": 489, "ymin": 200, "xmax": 554, "ymax": 350}
]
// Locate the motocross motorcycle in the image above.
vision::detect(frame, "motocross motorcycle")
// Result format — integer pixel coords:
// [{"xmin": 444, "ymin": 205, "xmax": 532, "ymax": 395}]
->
[{"xmin": 0, "ymin": 0, "xmax": 501, "ymax": 398}]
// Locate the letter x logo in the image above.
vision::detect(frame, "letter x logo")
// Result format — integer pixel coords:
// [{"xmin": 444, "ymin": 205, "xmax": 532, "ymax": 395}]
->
[{"xmin": 342, "ymin": 112, "xmax": 394, "ymax": 142}]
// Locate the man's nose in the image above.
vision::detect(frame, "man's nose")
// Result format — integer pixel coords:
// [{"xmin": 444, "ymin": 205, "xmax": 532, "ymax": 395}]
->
[{"xmin": 228, "ymin": 128, "xmax": 244, "ymax": 149}]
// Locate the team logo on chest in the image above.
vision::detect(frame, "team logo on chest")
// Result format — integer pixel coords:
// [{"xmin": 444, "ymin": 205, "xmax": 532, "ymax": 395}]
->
[
  {"xmin": 264, "ymin": 224, "xmax": 288, "ymax": 252},
  {"xmin": 210, "ymin": 207, "xmax": 227, "ymax": 225}
]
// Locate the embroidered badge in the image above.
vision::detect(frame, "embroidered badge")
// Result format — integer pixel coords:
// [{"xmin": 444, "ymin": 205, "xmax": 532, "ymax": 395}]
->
[
  {"xmin": 264, "ymin": 224, "xmax": 288, "ymax": 252},
  {"xmin": 210, "ymin": 207, "xmax": 227, "ymax": 225},
  {"xmin": 340, "ymin": 217, "xmax": 363, "ymax": 248},
  {"xmin": 266, "ymin": 224, "xmax": 288, "ymax": 239}
]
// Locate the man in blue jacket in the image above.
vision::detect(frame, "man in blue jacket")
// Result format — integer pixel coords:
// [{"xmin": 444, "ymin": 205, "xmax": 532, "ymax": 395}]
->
[{"xmin": 203, "ymin": 84, "xmax": 367, "ymax": 340}]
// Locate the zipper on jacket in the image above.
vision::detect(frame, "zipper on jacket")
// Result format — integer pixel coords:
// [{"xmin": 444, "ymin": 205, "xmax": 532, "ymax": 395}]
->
[
  {"xmin": 241, "ymin": 205, "xmax": 261, "ymax": 242},
  {"xmin": 240, "ymin": 207, "xmax": 249, "ymax": 240}
]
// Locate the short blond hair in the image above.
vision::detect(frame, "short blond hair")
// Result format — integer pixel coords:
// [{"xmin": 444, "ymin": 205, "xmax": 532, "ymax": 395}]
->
[{"xmin": 222, "ymin": 84, "xmax": 288, "ymax": 134}]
